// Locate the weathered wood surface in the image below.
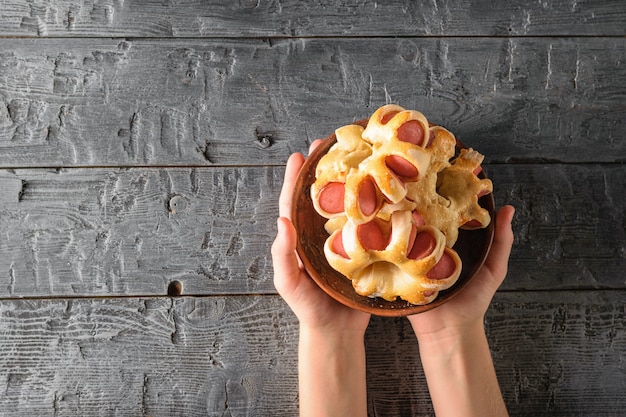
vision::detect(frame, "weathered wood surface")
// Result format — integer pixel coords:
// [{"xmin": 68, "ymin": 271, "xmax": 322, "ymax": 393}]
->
[
  {"xmin": 0, "ymin": 166, "xmax": 281, "ymax": 297},
  {"xmin": 0, "ymin": 296, "xmax": 299, "ymax": 416},
  {"xmin": 0, "ymin": 292, "xmax": 624, "ymax": 416},
  {"xmin": 494, "ymin": 164, "xmax": 626, "ymax": 291},
  {"xmin": 1, "ymin": 37, "xmax": 624, "ymax": 167},
  {"xmin": 1, "ymin": 0, "xmax": 625, "ymax": 415},
  {"xmin": 367, "ymin": 290, "xmax": 626, "ymax": 417},
  {"xmin": 1, "ymin": 164, "xmax": 624, "ymax": 298},
  {"xmin": 1, "ymin": 0, "xmax": 624, "ymax": 37}
]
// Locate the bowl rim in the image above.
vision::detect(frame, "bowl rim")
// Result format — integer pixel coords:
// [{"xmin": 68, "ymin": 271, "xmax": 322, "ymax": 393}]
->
[{"xmin": 292, "ymin": 120, "xmax": 495, "ymax": 317}]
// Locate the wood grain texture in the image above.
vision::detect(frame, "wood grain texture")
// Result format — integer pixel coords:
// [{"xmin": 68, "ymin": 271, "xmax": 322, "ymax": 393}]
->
[
  {"xmin": 0, "ymin": 37, "xmax": 624, "ymax": 167},
  {"xmin": 0, "ymin": 296, "xmax": 300, "ymax": 416},
  {"xmin": 1, "ymin": 0, "xmax": 624, "ymax": 37},
  {"xmin": 0, "ymin": 292, "xmax": 624, "ymax": 416},
  {"xmin": 0, "ymin": 167, "xmax": 280, "ymax": 297},
  {"xmin": 366, "ymin": 290, "xmax": 626, "ymax": 417},
  {"xmin": 0, "ymin": 164, "xmax": 624, "ymax": 298},
  {"xmin": 491, "ymin": 164, "xmax": 626, "ymax": 291},
  {"xmin": 1, "ymin": 1, "xmax": 624, "ymax": 415}
]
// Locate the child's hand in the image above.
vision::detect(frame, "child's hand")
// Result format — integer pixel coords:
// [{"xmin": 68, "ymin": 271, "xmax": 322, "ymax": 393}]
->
[
  {"xmin": 408, "ymin": 205, "xmax": 515, "ymax": 341},
  {"xmin": 271, "ymin": 143, "xmax": 371, "ymax": 335}
]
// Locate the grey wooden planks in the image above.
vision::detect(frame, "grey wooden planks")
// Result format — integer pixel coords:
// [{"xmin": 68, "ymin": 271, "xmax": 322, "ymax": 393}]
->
[
  {"xmin": 1, "ymin": 292, "xmax": 624, "ymax": 416},
  {"xmin": 1, "ymin": 37, "xmax": 624, "ymax": 167},
  {"xmin": 494, "ymin": 163, "xmax": 626, "ymax": 291},
  {"xmin": 1, "ymin": 0, "xmax": 624, "ymax": 37},
  {"xmin": 366, "ymin": 290, "xmax": 626, "ymax": 417},
  {"xmin": 488, "ymin": 291, "xmax": 626, "ymax": 417},
  {"xmin": 0, "ymin": 164, "xmax": 624, "ymax": 298},
  {"xmin": 1, "ymin": 0, "xmax": 625, "ymax": 415},
  {"xmin": 0, "ymin": 296, "xmax": 300, "ymax": 416},
  {"xmin": 0, "ymin": 166, "xmax": 281, "ymax": 297}
]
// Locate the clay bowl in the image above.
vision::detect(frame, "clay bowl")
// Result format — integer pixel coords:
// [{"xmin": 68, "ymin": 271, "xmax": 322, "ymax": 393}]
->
[{"xmin": 292, "ymin": 120, "xmax": 495, "ymax": 317}]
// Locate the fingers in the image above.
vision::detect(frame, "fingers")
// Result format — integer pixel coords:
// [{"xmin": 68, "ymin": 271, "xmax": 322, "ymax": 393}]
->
[
  {"xmin": 271, "ymin": 217, "xmax": 302, "ymax": 296},
  {"xmin": 483, "ymin": 205, "xmax": 515, "ymax": 286},
  {"xmin": 278, "ymin": 153, "xmax": 306, "ymax": 219},
  {"xmin": 279, "ymin": 142, "xmax": 323, "ymax": 219}
]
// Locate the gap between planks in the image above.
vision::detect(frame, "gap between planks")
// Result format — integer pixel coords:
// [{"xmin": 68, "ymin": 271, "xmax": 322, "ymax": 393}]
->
[
  {"xmin": 0, "ymin": 293, "xmax": 271, "ymax": 302},
  {"xmin": 1, "ymin": 288, "xmax": 623, "ymax": 302},
  {"xmin": 0, "ymin": 34, "xmax": 624, "ymax": 40},
  {"xmin": 3, "ymin": 161, "xmax": 626, "ymax": 171}
]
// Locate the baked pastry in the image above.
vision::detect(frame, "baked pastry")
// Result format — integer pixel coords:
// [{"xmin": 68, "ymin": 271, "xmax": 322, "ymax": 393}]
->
[{"xmin": 310, "ymin": 104, "xmax": 493, "ymax": 305}]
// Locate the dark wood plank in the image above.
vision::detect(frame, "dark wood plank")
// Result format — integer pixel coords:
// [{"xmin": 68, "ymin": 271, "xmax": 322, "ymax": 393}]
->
[
  {"xmin": 491, "ymin": 163, "xmax": 626, "ymax": 291},
  {"xmin": 0, "ymin": 291, "xmax": 624, "ymax": 416},
  {"xmin": 0, "ymin": 164, "xmax": 624, "ymax": 298},
  {"xmin": 1, "ymin": 0, "xmax": 624, "ymax": 37},
  {"xmin": 0, "ymin": 37, "xmax": 624, "ymax": 167},
  {"xmin": 366, "ymin": 290, "xmax": 626, "ymax": 417}
]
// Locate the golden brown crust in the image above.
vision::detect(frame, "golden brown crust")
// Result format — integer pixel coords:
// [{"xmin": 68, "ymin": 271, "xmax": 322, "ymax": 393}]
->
[{"xmin": 311, "ymin": 105, "xmax": 492, "ymax": 305}]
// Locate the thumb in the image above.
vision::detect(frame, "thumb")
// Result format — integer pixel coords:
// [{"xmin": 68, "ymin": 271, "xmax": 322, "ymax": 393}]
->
[
  {"xmin": 482, "ymin": 205, "xmax": 515, "ymax": 290},
  {"xmin": 271, "ymin": 217, "xmax": 302, "ymax": 296}
]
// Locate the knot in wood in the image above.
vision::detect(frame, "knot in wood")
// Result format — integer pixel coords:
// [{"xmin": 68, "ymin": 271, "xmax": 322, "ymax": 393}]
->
[
  {"xmin": 169, "ymin": 195, "xmax": 189, "ymax": 214},
  {"xmin": 257, "ymin": 135, "xmax": 272, "ymax": 149}
]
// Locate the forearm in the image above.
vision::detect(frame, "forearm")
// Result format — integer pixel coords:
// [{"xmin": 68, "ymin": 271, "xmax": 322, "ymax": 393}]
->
[
  {"xmin": 298, "ymin": 326, "xmax": 368, "ymax": 417},
  {"xmin": 417, "ymin": 323, "xmax": 509, "ymax": 417}
]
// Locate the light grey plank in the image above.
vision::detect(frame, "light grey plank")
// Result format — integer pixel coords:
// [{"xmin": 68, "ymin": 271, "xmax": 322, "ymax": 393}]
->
[
  {"xmin": 0, "ymin": 164, "xmax": 624, "ymax": 298},
  {"xmin": 0, "ymin": 296, "xmax": 300, "ymax": 416},
  {"xmin": 0, "ymin": 291, "xmax": 624, "ymax": 416},
  {"xmin": 0, "ymin": 167, "xmax": 280, "ymax": 297},
  {"xmin": 0, "ymin": 0, "xmax": 624, "ymax": 37},
  {"xmin": 0, "ymin": 37, "xmax": 624, "ymax": 167}
]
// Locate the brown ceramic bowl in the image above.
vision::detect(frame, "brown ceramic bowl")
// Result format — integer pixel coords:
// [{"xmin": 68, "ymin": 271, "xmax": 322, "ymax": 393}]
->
[{"xmin": 292, "ymin": 120, "xmax": 495, "ymax": 317}]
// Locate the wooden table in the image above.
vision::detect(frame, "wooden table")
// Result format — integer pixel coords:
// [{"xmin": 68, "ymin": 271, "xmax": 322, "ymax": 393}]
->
[{"xmin": 1, "ymin": 1, "xmax": 624, "ymax": 415}]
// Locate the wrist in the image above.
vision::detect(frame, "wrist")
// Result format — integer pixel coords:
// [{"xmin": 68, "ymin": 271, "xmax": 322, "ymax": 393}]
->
[
  {"xmin": 299, "ymin": 323, "xmax": 366, "ymax": 349},
  {"xmin": 415, "ymin": 322, "xmax": 509, "ymax": 417},
  {"xmin": 415, "ymin": 320, "xmax": 486, "ymax": 354},
  {"xmin": 298, "ymin": 324, "xmax": 368, "ymax": 417}
]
